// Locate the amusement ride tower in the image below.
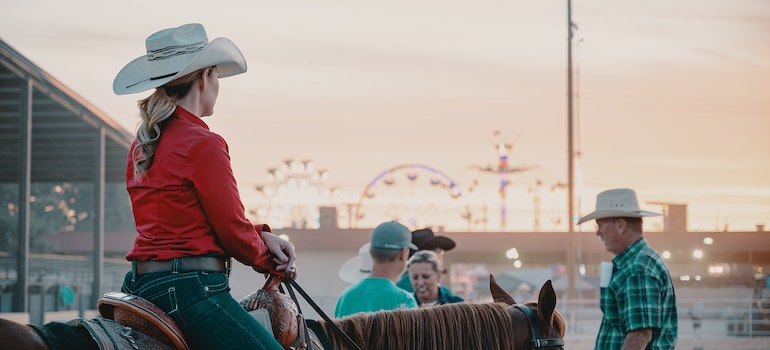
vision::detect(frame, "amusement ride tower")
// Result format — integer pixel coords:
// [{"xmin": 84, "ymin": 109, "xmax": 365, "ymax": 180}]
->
[{"xmin": 473, "ymin": 131, "xmax": 536, "ymax": 230}]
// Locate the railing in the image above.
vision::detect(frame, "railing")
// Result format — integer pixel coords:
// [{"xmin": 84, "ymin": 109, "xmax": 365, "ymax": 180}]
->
[
  {"xmin": 0, "ymin": 256, "xmax": 129, "ymax": 318},
  {"xmin": 556, "ymin": 297, "xmax": 770, "ymax": 350},
  {"xmin": 2, "ymin": 255, "xmax": 769, "ymax": 349}
]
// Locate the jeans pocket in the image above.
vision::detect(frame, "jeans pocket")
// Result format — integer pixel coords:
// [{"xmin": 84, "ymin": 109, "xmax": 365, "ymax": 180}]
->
[
  {"xmin": 142, "ymin": 286, "xmax": 179, "ymax": 316},
  {"xmin": 119, "ymin": 271, "xmax": 228, "ymax": 329},
  {"xmin": 120, "ymin": 271, "xmax": 136, "ymax": 294},
  {"xmin": 197, "ymin": 271, "xmax": 229, "ymax": 296},
  {"xmin": 128, "ymin": 273, "xmax": 191, "ymax": 325}
]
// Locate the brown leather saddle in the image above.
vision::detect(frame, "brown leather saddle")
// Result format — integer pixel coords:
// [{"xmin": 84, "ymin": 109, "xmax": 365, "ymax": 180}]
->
[
  {"xmin": 93, "ymin": 277, "xmax": 324, "ymax": 350},
  {"xmin": 240, "ymin": 274, "xmax": 322, "ymax": 349},
  {"xmin": 97, "ymin": 292, "xmax": 188, "ymax": 350},
  {"xmin": 66, "ymin": 316, "xmax": 175, "ymax": 350},
  {"xmin": 241, "ymin": 275, "xmax": 359, "ymax": 350}
]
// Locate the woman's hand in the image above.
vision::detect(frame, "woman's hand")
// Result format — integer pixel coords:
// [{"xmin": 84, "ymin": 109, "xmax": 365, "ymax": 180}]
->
[{"xmin": 261, "ymin": 231, "xmax": 297, "ymax": 274}]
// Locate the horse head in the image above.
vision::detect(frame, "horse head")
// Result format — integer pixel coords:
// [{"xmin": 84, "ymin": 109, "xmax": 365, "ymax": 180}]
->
[{"xmin": 490, "ymin": 275, "xmax": 565, "ymax": 350}]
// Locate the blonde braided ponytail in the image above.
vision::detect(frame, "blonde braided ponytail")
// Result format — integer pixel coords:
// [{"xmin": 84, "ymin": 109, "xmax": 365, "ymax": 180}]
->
[{"xmin": 131, "ymin": 69, "xmax": 206, "ymax": 181}]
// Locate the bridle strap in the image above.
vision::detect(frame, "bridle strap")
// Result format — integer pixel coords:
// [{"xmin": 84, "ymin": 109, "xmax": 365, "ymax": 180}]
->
[
  {"xmin": 532, "ymin": 338, "xmax": 566, "ymax": 348},
  {"xmin": 284, "ymin": 277, "xmax": 362, "ymax": 350},
  {"xmin": 513, "ymin": 304, "xmax": 565, "ymax": 349}
]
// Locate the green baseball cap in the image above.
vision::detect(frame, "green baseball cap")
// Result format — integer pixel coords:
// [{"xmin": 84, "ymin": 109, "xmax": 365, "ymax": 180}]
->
[{"xmin": 371, "ymin": 221, "xmax": 418, "ymax": 250}]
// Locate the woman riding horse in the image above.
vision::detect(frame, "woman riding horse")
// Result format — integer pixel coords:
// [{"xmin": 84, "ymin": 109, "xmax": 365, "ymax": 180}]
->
[
  {"xmin": 0, "ymin": 277, "xmax": 565, "ymax": 350},
  {"xmin": 113, "ymin": 22, "xmax": 296, "ymax": 350}
]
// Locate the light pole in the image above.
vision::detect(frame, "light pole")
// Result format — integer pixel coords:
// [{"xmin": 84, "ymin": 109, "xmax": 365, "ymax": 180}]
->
[{"xmin": 566, "ymin": 0, "xmax": 578, "ymax": 300}]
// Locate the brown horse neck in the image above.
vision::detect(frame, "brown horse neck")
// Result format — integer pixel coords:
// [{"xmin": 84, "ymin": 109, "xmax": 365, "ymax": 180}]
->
[{"xmin": 0, "ymin": 319, "xmax": 51, "ymax": 350}]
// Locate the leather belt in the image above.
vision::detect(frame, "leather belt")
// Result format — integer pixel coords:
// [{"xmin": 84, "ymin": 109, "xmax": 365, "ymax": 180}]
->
[{"xmin": 134, "ymin": 256, "xmax": 228, "ymax": 275}]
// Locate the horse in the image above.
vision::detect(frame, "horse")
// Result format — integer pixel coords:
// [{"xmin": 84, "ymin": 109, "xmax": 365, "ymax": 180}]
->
[
  {"xmin": 308, "ymin": 276, "xmax": 565, "ymax": 349},
  {"xmin": 0, "ymin": 275, "xmax": 565, "ymax": 350}
]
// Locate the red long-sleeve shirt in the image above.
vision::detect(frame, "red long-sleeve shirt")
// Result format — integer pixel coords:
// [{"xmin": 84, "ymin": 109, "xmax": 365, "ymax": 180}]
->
[{"xmin": 125, "ymin": 107, "xmax": 273, "ymax": 271}]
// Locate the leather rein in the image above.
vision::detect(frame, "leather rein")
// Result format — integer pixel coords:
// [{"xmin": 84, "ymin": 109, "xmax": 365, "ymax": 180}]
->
[
  {"xmin": 512, "ymin": 304, "xmax": 565, "ymax": 349},
  {"xmin": 281, "ymin": 277, "xmax": 362, "ymax": 350}
]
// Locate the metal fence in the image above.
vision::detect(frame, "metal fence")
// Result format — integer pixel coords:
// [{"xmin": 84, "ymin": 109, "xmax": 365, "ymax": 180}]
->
[
  {"xmin": 558, "ymin": 297, "xmax": 770, "ymax": 350},
  {"xmin": 2, "ymin": 256, "xmax": 769, "ymax": 349},
  {"xmin": 0, "ymin": 256, "xmax": 129, "ymax": 323}
]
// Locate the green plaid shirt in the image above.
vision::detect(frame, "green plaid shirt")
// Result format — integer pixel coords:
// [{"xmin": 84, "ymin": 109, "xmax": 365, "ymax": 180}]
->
[{"xmin": 595, "ymin": 238, "xmax": 678, "ymax": 350}]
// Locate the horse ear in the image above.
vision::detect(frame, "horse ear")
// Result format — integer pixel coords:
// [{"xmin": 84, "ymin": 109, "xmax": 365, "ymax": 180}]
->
[
  {"xmin": 537, "ymin": 280, "xmax": 557, "ymax": 324},
  {"xmin": 490, "ymin": 274, "xmax": 517, "ymax": 305}
]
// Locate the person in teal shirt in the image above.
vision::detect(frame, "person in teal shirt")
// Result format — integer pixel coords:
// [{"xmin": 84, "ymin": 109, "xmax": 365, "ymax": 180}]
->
[
  {"xmin": 578, "ymin": 188, "xmax": 677, "ymax": 350},
  {"xmin": 335, "ymin": 221, "xmax": 418, "ymax": 318}
]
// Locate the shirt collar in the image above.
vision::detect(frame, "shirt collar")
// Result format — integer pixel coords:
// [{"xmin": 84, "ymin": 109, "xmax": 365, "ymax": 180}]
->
[
  {"xmin": 175, "ymin": 106, "xmax": 210, "ymax": 130},
  {"xmin": 612, "ymin": 237, "xmax": 647, "ymax": 268}
]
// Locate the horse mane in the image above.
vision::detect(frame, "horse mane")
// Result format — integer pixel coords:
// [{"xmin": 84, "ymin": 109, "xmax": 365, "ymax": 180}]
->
[{"xmin": 319, "ymin": 302, "xmax": 518, "ymax": 350}]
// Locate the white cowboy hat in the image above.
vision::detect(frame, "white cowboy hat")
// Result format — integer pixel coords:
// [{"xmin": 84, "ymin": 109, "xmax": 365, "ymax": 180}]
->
[
  {"xmin": 338, "ymin": 244, "xmax": 373, "ymax": 284},
  {"xmin": 577, "ymin": 188, "xmax": 661, "ymax": 224},
  {"xmin": 113, "ymin": 23, "xmax": 246, "ymax": 95}
]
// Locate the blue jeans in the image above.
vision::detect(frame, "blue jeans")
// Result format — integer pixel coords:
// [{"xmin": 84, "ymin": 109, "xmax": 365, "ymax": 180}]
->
[{"xmin": 121, "ymin": 269, "xmax": 282, "ymax": 350}]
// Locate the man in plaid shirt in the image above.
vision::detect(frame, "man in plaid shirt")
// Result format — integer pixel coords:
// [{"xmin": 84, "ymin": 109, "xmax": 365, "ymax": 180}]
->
[{"xmin": 579, "ymin": 189, "xmax": 678, "ymax": 350}]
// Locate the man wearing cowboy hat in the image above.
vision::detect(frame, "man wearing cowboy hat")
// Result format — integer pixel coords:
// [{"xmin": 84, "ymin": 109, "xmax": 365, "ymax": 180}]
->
[
  {"xmin": 396, "ymin": 228, "xmax": 464, "ymax": 304},
  {"xmin": 578, "ymin": 188, "xmax": 677, "ymax": 350},
  {"xmin": 335, "ymin": 221, "xmax": 418, "ymax": 318}
]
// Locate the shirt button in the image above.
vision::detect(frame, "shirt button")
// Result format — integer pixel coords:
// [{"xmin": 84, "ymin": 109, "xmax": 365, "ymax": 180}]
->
[{"xmin": 204, "ymin": 286, "xmax": 209, "ymax": 291}]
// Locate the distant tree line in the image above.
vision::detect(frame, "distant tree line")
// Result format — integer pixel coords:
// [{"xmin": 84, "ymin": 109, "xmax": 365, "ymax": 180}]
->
[{"xmin": 0, "ymin": 182, "xmax": 134, "ymax": 253}]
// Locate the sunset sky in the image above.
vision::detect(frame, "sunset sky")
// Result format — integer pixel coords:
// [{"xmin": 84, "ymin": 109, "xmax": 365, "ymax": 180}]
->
[{"xmin": 1, "ymin": 0, "xmax": 768, "ymax": 232}]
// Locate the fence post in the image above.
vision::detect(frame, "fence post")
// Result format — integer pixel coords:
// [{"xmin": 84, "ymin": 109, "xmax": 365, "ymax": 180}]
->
[{"xmin": 747, "ymin": 299, "xmax": 753, "ymax": 337}]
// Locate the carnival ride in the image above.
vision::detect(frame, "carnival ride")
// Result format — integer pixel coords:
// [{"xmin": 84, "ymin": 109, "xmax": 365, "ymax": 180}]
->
[
  {"xmin": 354, "ymin": 164, "xmax": 463, "ymax": 230},
  {"xmin": 471, "ymin": 132, "xmax": 537, "ymax": 230},
  {"xmin": 250, "ymin": 134, "xmax": 551, "ymax": 231},
  {"xmin": 250, "ymin": 159, "xmax": 340, "ymax": 229}
]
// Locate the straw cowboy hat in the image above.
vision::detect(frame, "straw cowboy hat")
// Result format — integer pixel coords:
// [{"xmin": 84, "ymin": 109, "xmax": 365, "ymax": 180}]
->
[
  {"xmin": 113, "ymin": 23, "xmax": 246, "ymax": 95},
  {"xmin": 577, "ymin": 188, "xmax": 661, "ymax": 224},
  {"xmin": 338, "ymin": 243, "xmax": 373, "ymax": 284}
]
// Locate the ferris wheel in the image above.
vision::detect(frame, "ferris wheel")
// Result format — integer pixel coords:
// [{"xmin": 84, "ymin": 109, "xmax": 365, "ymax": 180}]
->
[
  {"xmin": 249, "ymin": 159, "xmax": 339, "ymax": 229},
  {"xmin": 354, "ymin": 164, "xmax": 463, "ymax": 230}
]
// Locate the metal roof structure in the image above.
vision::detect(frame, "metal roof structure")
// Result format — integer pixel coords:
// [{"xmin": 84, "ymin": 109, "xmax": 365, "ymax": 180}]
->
[
  {"xmin": 0, "ymin": 40, "xmax": 131, "ymax": 183},
  {"xmin": 0, "ymin": 37, "xmax": 133, "ymax": 312}
]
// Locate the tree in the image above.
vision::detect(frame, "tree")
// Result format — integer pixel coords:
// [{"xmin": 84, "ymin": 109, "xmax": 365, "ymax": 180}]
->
[{"xmin": 0, "ymin": 181, "xmax": 134, "ymax": 254}]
